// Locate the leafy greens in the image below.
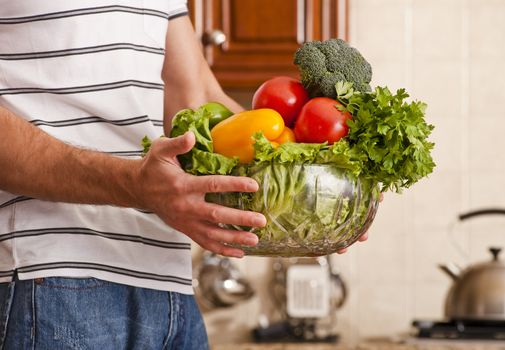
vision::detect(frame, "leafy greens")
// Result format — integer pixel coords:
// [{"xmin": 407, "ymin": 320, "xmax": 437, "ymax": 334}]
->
[
  {"xmin": 141, "ymin": 83, "xmax": 434, "ymax": 252},
  {"xmin": 154, "ymin": 82, "xmax": 435, "ymax": 194},
  {"xmin": 170, "ymin": 107, "xmax": 238, "ymax": 175},
  {"xmin": 335, "ymin": 81, "xmax": 435, "ymax": 192}
]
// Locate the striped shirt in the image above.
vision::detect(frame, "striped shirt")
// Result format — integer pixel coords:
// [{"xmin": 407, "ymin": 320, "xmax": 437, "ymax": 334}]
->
[{"xmin": 0, "ymin": 0, "xmax": 194, "ymax": 294}]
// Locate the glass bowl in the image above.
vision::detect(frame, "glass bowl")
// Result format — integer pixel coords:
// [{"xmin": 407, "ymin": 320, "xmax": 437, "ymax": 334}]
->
[{"xmin": 207, "ymin": 163, "xmax": 380, "ymax": 257}]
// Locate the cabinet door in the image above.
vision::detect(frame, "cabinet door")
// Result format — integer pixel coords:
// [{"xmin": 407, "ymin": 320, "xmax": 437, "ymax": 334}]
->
[{"xmin": 188, "ymin": 0, "xmax": 348, "ymax": 89}]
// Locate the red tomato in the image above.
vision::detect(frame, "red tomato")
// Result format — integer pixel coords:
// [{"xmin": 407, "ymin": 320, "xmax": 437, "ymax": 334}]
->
[
  {"xmin": 252, "ymin": 76, "xmax": 309, "ymax": 127},
  {"xmin": 294, "ymin": 97, "xmax": 351, "ymax": 144}
]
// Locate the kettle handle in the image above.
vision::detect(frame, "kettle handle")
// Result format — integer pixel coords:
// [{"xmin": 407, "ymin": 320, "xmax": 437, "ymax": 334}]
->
[
  {"xmin": 459, "ymin": 208, "xmax": 505, "ymax": 221},
  {"xmin": 447, "ymin": 208, "xmax": 505, "ymax": 263}
]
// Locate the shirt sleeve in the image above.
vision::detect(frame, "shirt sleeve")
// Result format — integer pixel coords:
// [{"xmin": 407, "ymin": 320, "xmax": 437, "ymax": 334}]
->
[{"xmin": 167, "ymin": 0, "xmax": 188, "ymax": 19}]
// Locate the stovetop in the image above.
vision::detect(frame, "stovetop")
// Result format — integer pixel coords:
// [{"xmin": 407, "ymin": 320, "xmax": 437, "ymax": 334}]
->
[{"xmin": 413, "ymin": 319, "xmax": 505, "ymax": 340}]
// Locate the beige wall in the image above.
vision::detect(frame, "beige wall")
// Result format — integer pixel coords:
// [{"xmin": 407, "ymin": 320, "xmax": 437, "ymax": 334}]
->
[{"xmin": 201, "ymin": 0, "xmax": 505, "ymax": 345}]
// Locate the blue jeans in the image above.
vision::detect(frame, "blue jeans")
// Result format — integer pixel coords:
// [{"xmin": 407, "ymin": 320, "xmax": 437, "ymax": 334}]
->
[{"xmin": 0, "ymin": 277, "xmax": 209, "ymax": 350}]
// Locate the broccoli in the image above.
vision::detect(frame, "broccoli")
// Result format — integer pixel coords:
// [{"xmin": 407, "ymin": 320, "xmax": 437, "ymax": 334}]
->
[{"xmin": 293, "ymin": 38, "xmax": 372, "ymax": 98}]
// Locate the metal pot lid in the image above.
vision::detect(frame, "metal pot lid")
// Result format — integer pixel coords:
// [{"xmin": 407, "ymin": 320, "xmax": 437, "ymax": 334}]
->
[{"xmin": 465, "ymin": 247, "xmax": 504, "ymax": 272}]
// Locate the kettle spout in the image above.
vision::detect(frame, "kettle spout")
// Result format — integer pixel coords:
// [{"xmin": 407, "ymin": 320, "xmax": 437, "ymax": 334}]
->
[{"xmin": 438, "ymin": 262, "xmax": 461, "ymax": 281}]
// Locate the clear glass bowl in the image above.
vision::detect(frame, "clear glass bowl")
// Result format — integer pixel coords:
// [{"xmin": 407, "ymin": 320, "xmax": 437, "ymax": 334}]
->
[{"xmin": 207, "ymin": 163, "xmax": 380, "ymax": 257}]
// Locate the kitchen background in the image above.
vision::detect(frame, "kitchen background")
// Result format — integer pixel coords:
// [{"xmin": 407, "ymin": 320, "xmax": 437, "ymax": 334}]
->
[{"xmin": 189, "ymin": 0, "xmax": 505, "ymax": 346}]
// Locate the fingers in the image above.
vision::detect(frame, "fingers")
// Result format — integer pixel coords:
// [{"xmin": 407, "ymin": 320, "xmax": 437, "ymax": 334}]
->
[
  {"xmin": 154, "ymin": 132, "xmax": 195, "ymax": 158},
  {"xmin": 199, "ymin": 202, "xmax": 266, "ymax": 228},
  {"xmin": 189, "ymin": 221, "xmax": 259, "ymax": 258},
  {"xmin": 202, "ymin": 222, "xmax": 259, "ymax": 247},
  {"xmin": 189, "ymin": 174, "xmax": 259, "ymax": 194},
  {"xmin": 358, "ymin": 232, "xmax": 368, "ymax": 242},
  {"xmin": 203, "ymin": 242, "xmax": 245, "ymax": 259},
  {"xmin": 191, "ymin": 232, "xmax": 244, "ymax": 258},
  {"xmin": 340, "ymin": 193, "xmax": 382, "ymax": 254},
  {"xmin": 338, "ymin": 231, "xmax": 369, "ymax": 254}
]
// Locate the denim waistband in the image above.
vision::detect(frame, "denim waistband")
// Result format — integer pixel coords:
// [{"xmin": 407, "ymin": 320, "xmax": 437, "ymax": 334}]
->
[{"xmin": 0, "ymin": 277, "xmax": 208, "ymax": 350}]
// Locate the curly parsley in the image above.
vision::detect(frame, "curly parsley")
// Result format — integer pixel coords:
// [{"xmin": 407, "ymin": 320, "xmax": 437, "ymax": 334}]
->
[{"xmin": 335, "ymin": 81, "xmax": 435, "ymax": 192}]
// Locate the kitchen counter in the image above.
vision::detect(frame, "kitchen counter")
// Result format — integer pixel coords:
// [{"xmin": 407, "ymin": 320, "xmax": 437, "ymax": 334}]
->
[{"xmin": 212, "ymin": 339, "xmax": 505, "ymax": 350}]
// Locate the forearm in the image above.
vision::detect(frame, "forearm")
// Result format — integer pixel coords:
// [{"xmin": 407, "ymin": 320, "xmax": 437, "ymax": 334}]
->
[
  {"xmin": 0, "ymin": 106, "xmax": 264, "ymax": 257},
  {"xmin": 0, "ymin": 106, "xmax": 141, "ymax": 207},
  {"xmin": 162, "ymin": 16, "xmax": 243, "ymax": 134},
  {"xmin": 163, "ymin": 68, "xmax": 241, "ymax": 122}
]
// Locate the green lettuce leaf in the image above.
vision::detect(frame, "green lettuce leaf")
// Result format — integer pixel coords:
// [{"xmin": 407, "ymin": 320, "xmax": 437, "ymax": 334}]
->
[
  {"xmin": 169, "ymin": 107, "xmax": 238, "ymax": 175},
  {"xmin": 190, "ymin": 148, "xmax": 238, "ymax": 175},
  {"xmin": 251, "ymin": 133, "xmax": 362, "ymax": 178}
]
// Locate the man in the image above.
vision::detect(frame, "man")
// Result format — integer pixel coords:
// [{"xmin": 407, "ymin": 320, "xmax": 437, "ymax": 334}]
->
[
  {"xmin": 0, "ymin": 1, "xmax": 266, "ymax": 348},
  {"xmin": 0, "ymin": 1, "xmax": 370, "ymax": 348}
]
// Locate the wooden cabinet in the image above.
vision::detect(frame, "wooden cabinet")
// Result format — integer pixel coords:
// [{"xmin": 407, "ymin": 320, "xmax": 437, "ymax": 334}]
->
[{"xmin": 188, "ymin": 0, "xmax": 349, "ymax": 89}]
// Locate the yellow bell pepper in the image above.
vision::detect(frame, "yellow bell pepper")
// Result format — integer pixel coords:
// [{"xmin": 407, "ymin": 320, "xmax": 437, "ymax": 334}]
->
[
  {"xmin": 273, "ymin": 126, "xmax": 296, "ymax": 144},
  {"xmin": 270, "ymin": 141, "xmax": 280, "ymax": 149},
  {"xmin": 211, "ymin": 108, "xmax": 285, "ymax": 163}
]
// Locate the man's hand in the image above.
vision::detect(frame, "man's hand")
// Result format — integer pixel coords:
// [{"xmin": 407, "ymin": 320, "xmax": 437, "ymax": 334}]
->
[
  {"xmin": 336, "ymin": 192, "xmax": 384, "ymax": 254},
  {"xmin": 136, "ymin": 132, "xmax": 265, "ymax": 258}
]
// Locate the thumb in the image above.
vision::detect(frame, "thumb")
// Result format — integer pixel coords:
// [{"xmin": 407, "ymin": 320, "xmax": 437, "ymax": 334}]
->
[{"xmin": 154, "ymin": 132, "xmax": 195, "ymax": 158}]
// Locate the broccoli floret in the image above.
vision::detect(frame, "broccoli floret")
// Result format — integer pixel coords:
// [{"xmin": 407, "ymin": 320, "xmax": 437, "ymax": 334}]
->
[{"xmin": 293, "ymin": 39, "xmax": 372, "ymax": 98}]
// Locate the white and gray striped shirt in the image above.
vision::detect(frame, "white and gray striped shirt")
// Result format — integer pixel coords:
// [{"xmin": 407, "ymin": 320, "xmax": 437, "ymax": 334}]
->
[{"xmin": 0, "ymin": 0, "xmax": 194, "ymax": 294}]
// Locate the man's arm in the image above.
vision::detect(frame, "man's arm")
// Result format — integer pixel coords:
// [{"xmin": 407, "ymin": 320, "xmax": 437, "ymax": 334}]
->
[
  {"xmin": 161, "ymin": 15, "xmax": 243, "ymax": 132},
  {"xmin": 0, "ymin": 106, "xmax": 139, "ymax": 207},
  {"xmin": 0, "ymin": 105, "xmax": 263, "ymax": 258}
]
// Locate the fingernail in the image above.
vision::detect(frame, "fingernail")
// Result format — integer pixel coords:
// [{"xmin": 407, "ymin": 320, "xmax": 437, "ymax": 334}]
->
[
  {"xmin": 245, "ymin": 235, "xmax": 258, "ymax": 246},
  {"xmin": 253, "ymin": 215, "xmax": 266, "ymax": 227},
  {"xmin": 247, "ymin": 181, "xmax": 259, "ymax": 192},
  {"xmin": 231, "ymin": 251, "xmax": 244, "ymax": 258}
]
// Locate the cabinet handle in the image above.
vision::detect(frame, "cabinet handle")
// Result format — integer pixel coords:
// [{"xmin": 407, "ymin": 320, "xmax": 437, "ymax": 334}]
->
[{"xmin": 202, "ymin": 30, "xmax": 227, "ymax": 46}]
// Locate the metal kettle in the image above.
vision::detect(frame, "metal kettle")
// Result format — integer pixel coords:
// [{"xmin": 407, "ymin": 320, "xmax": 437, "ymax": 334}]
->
[
  {"xmin": 439, "ymin": 209, "xmax": 505, "ymax": 321},
  {"xmin": 194, "ymin": 252, "xmax": 255, "ymax": 309}
]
